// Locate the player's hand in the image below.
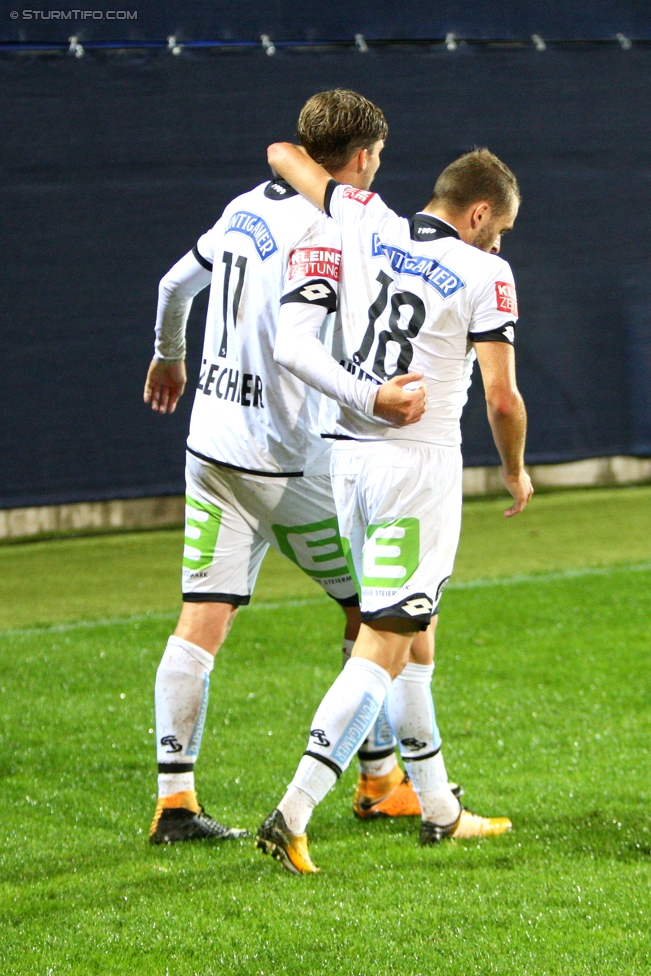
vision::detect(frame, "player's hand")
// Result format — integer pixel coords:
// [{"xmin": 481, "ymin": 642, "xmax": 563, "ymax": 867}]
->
[
  {"xmin": 502, "ymin": 468, "xmax": 533, "ymax": 517},
  {"xmin": 373, "ymin": 373, "xmax": 427, "ymax": 426},
  {"xmin": 144, "ymin": 359, "xmax": 187, "ymax": 415}
]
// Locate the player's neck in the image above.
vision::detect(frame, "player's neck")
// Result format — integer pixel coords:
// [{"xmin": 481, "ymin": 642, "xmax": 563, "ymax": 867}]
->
[
  {"xmin": 326, "ymin": 164, "xmax": 367, "ymax": 190},
  {"xmin": 420, "ymin": 205, "xmax": 462, "ymax": 233},
  {"xmin": 421, "ymin": 205, "xmax": 479, "ymax": 246}
]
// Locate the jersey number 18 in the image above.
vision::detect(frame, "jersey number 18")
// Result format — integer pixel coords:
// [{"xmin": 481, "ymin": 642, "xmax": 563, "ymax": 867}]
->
[{"xmin": 353, "ymin": 271, "xmax": 426, "ymax": 380}]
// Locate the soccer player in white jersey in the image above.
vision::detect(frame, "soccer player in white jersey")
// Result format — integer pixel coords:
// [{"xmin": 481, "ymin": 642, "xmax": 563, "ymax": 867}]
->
[
  {"xmin": 255, "ymin": 144, "xmax": 533, "ymax": 873},
  {"xmin": 142, "ymin": 91, "xmax": 425, "ymax": 844}
]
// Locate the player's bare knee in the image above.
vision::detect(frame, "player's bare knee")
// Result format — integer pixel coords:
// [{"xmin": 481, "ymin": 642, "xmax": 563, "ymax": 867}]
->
[
  {"xmin": 342, "ymin": 604, "xmax": 361, "ymax": 641},
  {"xmin": 409, "ymin": 617, "xmax": 436, "ymax": 665},
  {"xmin": 174, "ymin": 600, "xmax": 239, "ymax": 656}
]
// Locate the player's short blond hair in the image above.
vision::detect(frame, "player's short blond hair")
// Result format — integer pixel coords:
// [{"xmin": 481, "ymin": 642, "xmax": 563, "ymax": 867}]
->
[
  {"xmin": 297, "ymin": 89, "xmax": 388, "ymax": 169},
  {"xmin": 429, "ymin": 148, "xmax": 520, "ymax": 216}
]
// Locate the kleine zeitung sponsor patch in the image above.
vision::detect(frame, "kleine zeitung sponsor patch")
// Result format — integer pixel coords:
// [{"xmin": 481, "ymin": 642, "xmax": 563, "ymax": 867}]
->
[
  {"xmin": 342, "ymin": 186, "xmax": 376, "ymax": 205},
  {"xmin": 495, "ymin": 281, "xmax": 518, "ymax": 316},
  {"xmin": 288, "ymin": 247, "xmax": 342, "ymax": 281}
]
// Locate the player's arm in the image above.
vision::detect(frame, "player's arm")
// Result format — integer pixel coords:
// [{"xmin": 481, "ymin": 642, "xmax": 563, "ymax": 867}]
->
[
  {"xmin": 473, "ymin": 341, "xmax": 533, "ymax": 517},
  {"xmin": 144, "ymin": 249, "xmax": 212, "ymax": 415},
  {"xmin": 267, "ymin": 143, "xmax": 331, "ymax": 212},
  {"xmin": 275, "ymin": 300, "xmax": 425, "ymax": 426}
]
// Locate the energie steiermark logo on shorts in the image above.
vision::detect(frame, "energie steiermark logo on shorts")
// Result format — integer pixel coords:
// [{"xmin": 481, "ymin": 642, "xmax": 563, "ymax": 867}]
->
[
  {"xmin": 183, "ymin": 496, "xmax": 222, "ymax": 571},
  {"xmin": 272, "ymin": 517, "xmax": 349, "ymax": 579},
  {"xmin": 361, "ymin": 518, "xmax": 420, "ymax": 589}
]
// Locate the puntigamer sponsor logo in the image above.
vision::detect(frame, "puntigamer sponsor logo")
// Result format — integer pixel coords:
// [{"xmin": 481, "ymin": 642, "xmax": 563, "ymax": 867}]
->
[
  {"xmin": 225, "ymin": 211, "xmax": 278, "ymax": 261},
  {"xmin": 371, "ymin": 234, "xmax": 465, "ymax": 298}
]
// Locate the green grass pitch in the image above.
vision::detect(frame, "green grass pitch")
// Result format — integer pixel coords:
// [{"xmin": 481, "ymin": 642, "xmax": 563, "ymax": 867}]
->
[{"xmin": 0, "ymin": 486, "xmax": 650, "ymax": 975}]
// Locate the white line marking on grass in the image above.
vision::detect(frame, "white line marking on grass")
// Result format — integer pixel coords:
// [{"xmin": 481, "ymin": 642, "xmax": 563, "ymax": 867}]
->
[
  {"xmin": 0, "ymin": 598, "xmax": 327, "ymax": 639},
  {"xmin": 2, "ymin": 561, "xmax": 651, "ymax": 639},
  {"xmin": 447, "ymin": 560, "xmax": 651, "ymax": 590}
]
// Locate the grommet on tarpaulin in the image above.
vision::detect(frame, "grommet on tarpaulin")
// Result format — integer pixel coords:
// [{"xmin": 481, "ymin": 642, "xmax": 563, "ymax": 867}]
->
[
  {"xmin": 68, "ymin": 35, "xmax": 84, "ymax": 58},
  {"xmin": 355, "ymin": 33, "xmax": 369, "ymax": 53},
  {"xmin": 167, "ymin": 35, "xmax": 183, "ymax": 56},
  {"xmin": 261, "ymin": 34, "xmax": 276, "ymax": 56},
  {"xmin": 531, "ymin": 34, "xmax": 546, "ymax": 51}
]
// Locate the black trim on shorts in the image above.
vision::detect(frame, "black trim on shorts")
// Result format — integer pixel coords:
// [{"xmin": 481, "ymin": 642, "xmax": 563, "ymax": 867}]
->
[
  {"xmin": 182, "ymin": 592, "xmax": 251, "ymax": 606},
  {"xmin": 187, "ymin": 446, "xmax": 304, "ymax": 478},
  {"xmin": 361, "ymin": 592, "xmax": 436, "ymax": 631},
  {"xmin": 192, "ymin": 245, "xmax": 213, "ymax": 272},
  {"xmin": 329, "ymin": 592, "xmax": 360, "ymax": 608},
  {"xmin": 400, "ymin": 746, "xmax": 441, "ymax": 762},
  {"xmin": 304, "ymin": 750, "xmax": 342, "ymax": 779},
  {"xmin": 324, "ymin": 178, "xmax": 339, "ymax": 217},
  {"xmin": 360, "ymin": 613, "xmax": 429, "ymax": 632},
  {"xmin": 358, "ymin": 744, "xmax": 396, "ymax": 761},
  {"xmin": 158, "ymin": 762, "xmax": 194, "ymax": 773}
]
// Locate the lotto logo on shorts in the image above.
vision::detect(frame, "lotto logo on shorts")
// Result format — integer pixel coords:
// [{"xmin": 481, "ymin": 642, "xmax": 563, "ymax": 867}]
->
[
  {"xmin": 342, "ymin": 186, "xmax": 376, "ymax": 205},
  {"xmin": 288, "ymin": 247, "xmax": 342, "ymax": 281},
  {"xmin": 495, "ymin": 281, "xmax": 518, "ymax": 316},
  {"xmin": 272, "ymin": 517, "xmax": 349, "ymax": 579},
  {"xmin": 362, "ymin": 518, "xmax": 420, "ymax": 589}
]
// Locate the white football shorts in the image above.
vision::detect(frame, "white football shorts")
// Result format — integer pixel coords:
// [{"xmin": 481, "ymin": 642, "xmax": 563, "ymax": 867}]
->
[
  {"xmin": 330, "ymin": 440, "xmax": 463, "ymax": 628},
  {"xmin": 182, "ymin": 451, "xmax": 358, "ymax": 606}
]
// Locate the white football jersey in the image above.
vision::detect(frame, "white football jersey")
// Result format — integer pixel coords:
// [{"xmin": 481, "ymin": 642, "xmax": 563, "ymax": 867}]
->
[
  {"xmin": 187, "ymin": 180, "xmax": 342, "ymax": 474},
  {"xmin": 324, "ymin": 182, "xmax": 519, "ymax": 446}
]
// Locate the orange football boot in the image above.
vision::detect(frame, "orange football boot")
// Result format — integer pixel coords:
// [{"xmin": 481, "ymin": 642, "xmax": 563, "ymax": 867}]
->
[
  {"xmin": 353, "ymin": 766, "xmax": 421, "ymax": 819},
  {"xmin": 256, "ymin": 809, "xmax": 320, "ymax": 874}
]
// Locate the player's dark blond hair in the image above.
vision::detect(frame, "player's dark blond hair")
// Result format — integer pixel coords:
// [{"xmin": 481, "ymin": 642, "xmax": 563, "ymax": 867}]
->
[
  {"xmin": 429, "ymin": 148, "xmax": 520, "ymax": 216},
  {"xmin": 297, "ymin": 89, "xmax": 388, "ymax": 169}
]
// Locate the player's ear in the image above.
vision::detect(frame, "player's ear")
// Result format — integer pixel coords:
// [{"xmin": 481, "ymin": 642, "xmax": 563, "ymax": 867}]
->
[
  {"xmin": 470, "ymin": 202, "xmax": 491, "ymax": 227},
  {"xmin": 357, "ymin": 148, "xmax": 370, "ymax": 173}
]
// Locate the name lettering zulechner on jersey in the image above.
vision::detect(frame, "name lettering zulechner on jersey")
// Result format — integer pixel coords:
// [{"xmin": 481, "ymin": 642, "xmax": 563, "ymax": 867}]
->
[{"xmin": 198, "ymin": 361, "xmax": 264, "ymax": 408}]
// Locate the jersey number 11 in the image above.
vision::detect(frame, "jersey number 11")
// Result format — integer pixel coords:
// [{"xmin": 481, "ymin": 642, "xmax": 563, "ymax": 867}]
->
[{"xmin": 218, "ymin": 251, "xmax": 248, "ymax": 358}]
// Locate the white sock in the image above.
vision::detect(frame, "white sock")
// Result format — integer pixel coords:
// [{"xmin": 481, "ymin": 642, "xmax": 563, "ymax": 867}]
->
[
  {"xmin": 281, "ymin": 657, "xmax": 391, "ymax": 831},
  {"xmin": 305, "ymin": 657, "xmax": 392, "ymax": 771},
  {"xmin": 278, "ymin": 756, "xmax": 337, "ymax": 834},
  {"xmin": 388, "ymin": 661, "xmax": 460, "ymax": 824},
  {"xmin": 357, "ymin": 696, "xmax": 398, "ymax": 777},
  {"xmin": 405, "ymin": 752, "xmax": 460, "ymax": 824},
  {"xmin": 158, "ymin": 771, "xmax": 195, "ymax": 798},
  {"xmin": 155, "ymin": 635, "xmax": 214, "ymax": 798},
  {"xmin": 342, "ymin": 639, "xmax": 398, "ymax": 777}
]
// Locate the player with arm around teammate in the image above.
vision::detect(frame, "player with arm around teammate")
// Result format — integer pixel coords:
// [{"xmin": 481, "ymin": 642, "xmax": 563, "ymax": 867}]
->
[
  {"xmin": 255, "ymin": 144, "xmax": 532, "ymax": 873},
  {"xmin": 142, "ymin": 91, "xmax": 425, "ymax": 844}
]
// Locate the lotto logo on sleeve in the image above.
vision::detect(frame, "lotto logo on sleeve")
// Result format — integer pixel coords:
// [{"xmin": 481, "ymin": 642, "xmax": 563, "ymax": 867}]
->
[
  {"xmin": 495, "ymin": 281, "xmax": 518, "ymax": 317},
  {"xmin": 342, "ymin": 186, "xmax": 376, "ymax": 205},
  {"xmin": 288, "ymin": 247, "xmax": 342, "ymax": 281}
]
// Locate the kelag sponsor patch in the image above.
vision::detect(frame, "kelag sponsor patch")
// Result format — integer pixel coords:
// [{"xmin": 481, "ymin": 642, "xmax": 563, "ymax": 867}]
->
[
  {"xmin": 342, "ymin": 186, "xmax": 376, "ymax": 205},
  {"xmin": 288, "ymin": 247, "xmax": 342, "ymax": 281},
  {"xmin": 225, "ymin": 211, "xmax": 278, "ymax": 261},
  {"xmin": 495, "ymin": 281, "xmax": 518, "ymax": 316}
]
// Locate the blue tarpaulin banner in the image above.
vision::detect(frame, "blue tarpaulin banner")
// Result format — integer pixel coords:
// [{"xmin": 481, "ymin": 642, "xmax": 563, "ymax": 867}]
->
[
  {"xmin": 1, "ymin": 45, "xmax": 650, "ymax": 507},
  {"xmin": 2, "ymin": 1, "xmax": 651, "ymax": 44}
]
